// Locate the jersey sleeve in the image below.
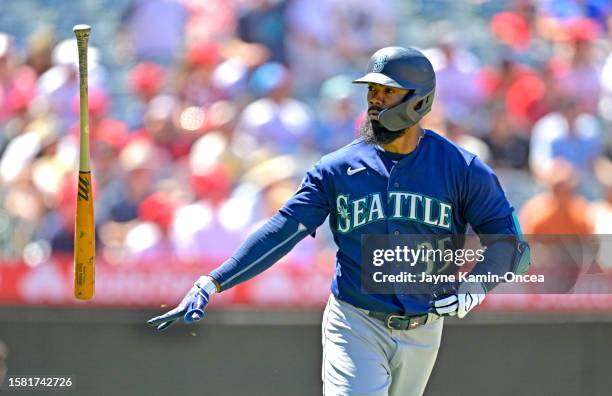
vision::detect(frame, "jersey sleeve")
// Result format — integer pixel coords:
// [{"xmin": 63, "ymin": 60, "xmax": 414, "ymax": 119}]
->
[
  {"xmin": 209, "ymin": 213, "xmax": 310, "ymax": 291},
  {"xmin": 462, "ymin": 156, "xmax": 513, "ymax": 228},
  {"xmin": 279, "ymin": 162, "xmax": 331, "ymax": 234}
]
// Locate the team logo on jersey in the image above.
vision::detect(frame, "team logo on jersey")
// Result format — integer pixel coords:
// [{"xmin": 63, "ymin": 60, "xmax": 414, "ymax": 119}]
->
[
  {"xmin": 336, "ymin": 191, "xmax": 453, "ymax": 233},
  {"xmin": 372, "ymin": 55, "xmax": 388, "ymax": 73}
]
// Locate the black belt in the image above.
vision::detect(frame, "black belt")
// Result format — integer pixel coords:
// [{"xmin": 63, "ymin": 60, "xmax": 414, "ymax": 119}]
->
[{"xmin": 368, "ymin": 311, "xmax": 432, "ymax": 331}]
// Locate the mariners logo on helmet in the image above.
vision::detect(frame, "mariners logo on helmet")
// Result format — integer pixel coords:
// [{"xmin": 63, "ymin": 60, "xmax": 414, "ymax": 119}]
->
[{"xmin": 372, "ymin": 55, "xmax": 388, "ymax": 73}]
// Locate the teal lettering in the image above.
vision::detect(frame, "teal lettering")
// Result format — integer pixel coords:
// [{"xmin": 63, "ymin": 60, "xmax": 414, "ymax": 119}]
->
[
  {"xmin": 388, "ymin": 192, "xmax": 409, "ymax": 218},
  {"xmin": 337, "ymin": 194, "xmax": 351, "ymax": 233},
  {"xmin": 367, "ymin": 194, "xmax": 385, "ymax": 222},
  {"xmin": 353, "ymin": 197, "xmax": 368, "ymax": 228},
  {"xmin": 423, "ymin": 197, "xmax": 440, "ymax": 226},
  {"xmin": 438, "ymin": 203, "xmax": 452, "ymax": 229}
]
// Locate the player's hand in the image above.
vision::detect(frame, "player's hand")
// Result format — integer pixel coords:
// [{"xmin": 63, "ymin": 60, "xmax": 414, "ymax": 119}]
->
[
  {"xmin": 147, "ymin": 276, "xmax": 213, "ymax": 331},
  {"xmin": 431, "ymin": 282, "xmax": 486, "ymax": 319}
]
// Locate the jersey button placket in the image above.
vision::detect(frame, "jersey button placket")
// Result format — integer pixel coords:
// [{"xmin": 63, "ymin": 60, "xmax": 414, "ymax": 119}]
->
[{"xmin": 388, "ymin": 169, "xmax": 401, "ymax": 234}]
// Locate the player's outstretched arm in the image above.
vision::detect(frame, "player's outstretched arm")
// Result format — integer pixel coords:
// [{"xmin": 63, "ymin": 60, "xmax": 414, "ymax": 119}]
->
[{"xmin": 147, "ymin": 212, "xmax": 311, "ymax": 331}]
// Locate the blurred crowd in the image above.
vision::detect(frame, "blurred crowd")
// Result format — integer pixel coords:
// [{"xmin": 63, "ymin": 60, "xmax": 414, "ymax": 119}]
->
[{"xmin": 0, "ymin": 0, "xmax": 611, "ymax": 269}]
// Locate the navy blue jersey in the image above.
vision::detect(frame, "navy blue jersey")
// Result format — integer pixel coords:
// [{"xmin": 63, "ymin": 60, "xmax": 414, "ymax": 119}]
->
[{"xmin": 280, "ymin": 130, "xmax": 513, "ymax": 314}]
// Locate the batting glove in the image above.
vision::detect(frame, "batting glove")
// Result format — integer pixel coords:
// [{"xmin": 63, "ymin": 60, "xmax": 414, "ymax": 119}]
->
[
  {"xmin": 432, "ymin": 282, "xmax": 486, "ymax": 319},
  {"xmin": 147, "ymin": 276, "xmax": 216, "ymax": 331}
]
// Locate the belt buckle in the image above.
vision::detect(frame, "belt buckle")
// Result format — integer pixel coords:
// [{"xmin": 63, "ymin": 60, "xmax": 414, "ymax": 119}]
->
[
  {"xmin": 386, "ymin": 314, "xmax": 426, "ymax": 330},
  {"xmin": 385, "ymin": 314, "xmax": 403, "ymax": 329},
  {"xmin": 408, "ymin": 317, "xmax": 422, "ymax": 329}
]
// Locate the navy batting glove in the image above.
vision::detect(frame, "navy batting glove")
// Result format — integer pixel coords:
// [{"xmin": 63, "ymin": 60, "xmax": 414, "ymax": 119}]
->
[{"xmin": 147, "ymin": 276, "xmax": 215, "ymax": 331}]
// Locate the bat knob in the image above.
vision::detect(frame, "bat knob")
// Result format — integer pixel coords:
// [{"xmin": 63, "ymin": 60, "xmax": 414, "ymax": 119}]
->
[
  {"xmin": 184, "ymin": 309, "xmax": 204, "ymax": 323},
  {"xmin": 73, "ymin": 24, "xmax": 91, "ymax": 32}
]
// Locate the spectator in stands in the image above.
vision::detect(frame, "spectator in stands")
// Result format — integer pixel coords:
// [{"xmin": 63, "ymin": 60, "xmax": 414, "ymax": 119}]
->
[
  {"xmin": 176, "ymin": 41, "xmax": 223, "ymax": 106},
  {"xmin": 0, "ymin": 33, "xmax": 37, "ymax": 129},
  {"xmin": 520, "ymin": 159, "xmax": 594, "ymax": 234},
  {"xmin": 443, "ymin": 119, "xmax": 492, "ymax": 165},
  {"xmin": 120, "ymin": 0, "xmax": 187, "ymax": 64},
  {"xmin": 127, "ymin": 62, "xmax": 167, "ymax": 128},
  {"xmin": 25, "ymin": 26, "xmax": 56, "ymax": 77},
  {"xmin": 131, "ymin": 95, "xmax": 193, "ymax": 160},
  {"xmin": 182, "ymin": 0, "xmax": 238, "ymax": 44},
  {"xmin": 107, "ymin": 139, "xmax": 163, "ymax": 224},
  {"xmin": 97, "ymin": 138, "xmax": 172, "ymax": 264},
  {"xmin": 172, "ymin": 133, "xmax": 245, "ymax": 263},
  {"xmin": 237, "ymin": 0, "xmax": 288, "ymax": 63},
  {"xmin": 477, "ymin": 53, "xmax": 546, "ymax": 129},
  {"xmin": 520, "ymin": 157, "xmax": 599, "ymax": 292},
  {"xmin": 121, "ymin": 190, "xmax": 181, "ymax": 264},
  {"xmin": 313, "ymin": 74, "xmax": 360, "ymax": 152},
  {"xmin": 483, "ymin": 109, "xmax": 530, "ymax": 169},
  {"xmin": 234, "ymin": 62, "xmax": 316, "ymax": 154},
  {"xmin": 428, "ymin": 33, "xmax": 484, "ymax": 125},
  {"xmin": 530, "ymin": 97, "xmax": 602, "ymax": 199},
  {"xmin": 490, "ymin": 0, "xmax": 539, "ymax": 51},
  {"xmin": 526, "ymin": 64, "xmax": 563, "ymax": 123},
  {"xmin": 0, "ymin": 169, "xmax": 46, "ymax": 258},
  {"xmin": 549, "ymin": 19, "xmax": 603, "ymax": 114}
]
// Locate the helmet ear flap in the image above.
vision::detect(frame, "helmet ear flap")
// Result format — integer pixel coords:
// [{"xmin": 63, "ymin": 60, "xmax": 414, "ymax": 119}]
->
[
  {"xmin": 415, "ymin": 90, "xmax": 434, "ymax": 111},
  {"xmin": 378, "ymin": 94, "xmax": 421, "ymax": 131},
  {"xmin": 378, "ymin": 89, "xmax": 435, "ymax": 131},
  {"xmin": 422, "ymin": 91, "xmax": 434, "ymax": 106}
]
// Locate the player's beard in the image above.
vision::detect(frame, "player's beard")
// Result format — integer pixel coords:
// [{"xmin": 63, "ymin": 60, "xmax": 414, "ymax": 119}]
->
[{"xmin": 359, "ymin": 118, "xmax": 405, "ymax": 146}]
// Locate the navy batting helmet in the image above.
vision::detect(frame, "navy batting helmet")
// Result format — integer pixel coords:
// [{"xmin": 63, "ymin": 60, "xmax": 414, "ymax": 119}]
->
[{"xmin": 353, "ymin": 46, "xmax": 435, "ymax": 131}]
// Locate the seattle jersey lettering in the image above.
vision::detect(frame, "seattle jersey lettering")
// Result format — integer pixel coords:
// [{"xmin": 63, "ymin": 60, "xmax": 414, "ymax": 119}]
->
[{"xmin": 336, "ymin": 191, "xmax": 453, "ymax": 233}]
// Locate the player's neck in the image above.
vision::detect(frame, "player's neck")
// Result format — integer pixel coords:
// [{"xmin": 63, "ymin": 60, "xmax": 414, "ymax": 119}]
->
[{"xmin": 381, "ymin": 125, "xmax": 423, "ymax": 154}]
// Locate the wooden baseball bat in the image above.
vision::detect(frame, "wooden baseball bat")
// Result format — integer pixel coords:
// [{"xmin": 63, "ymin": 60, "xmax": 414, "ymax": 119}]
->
[{"xmin": 73, "ymin": 24, "xmax": 95, "ymax": 300}]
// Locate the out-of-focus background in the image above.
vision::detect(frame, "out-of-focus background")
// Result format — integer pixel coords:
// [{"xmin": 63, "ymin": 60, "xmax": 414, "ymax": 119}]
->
[{"xmin": 0, "ymin": 0, "xmax": 611, "ymax": 395}]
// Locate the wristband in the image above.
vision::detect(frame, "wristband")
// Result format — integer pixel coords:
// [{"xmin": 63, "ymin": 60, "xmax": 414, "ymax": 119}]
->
[{"xmin": 195, "ymin": 276, "xmax": 218, "ymax": 295}]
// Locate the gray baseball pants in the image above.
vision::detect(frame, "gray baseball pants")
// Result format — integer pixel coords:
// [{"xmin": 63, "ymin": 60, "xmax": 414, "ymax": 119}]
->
[{"xmin": 322, "ymin": 294, "xmax": 443, "ymax": 396}]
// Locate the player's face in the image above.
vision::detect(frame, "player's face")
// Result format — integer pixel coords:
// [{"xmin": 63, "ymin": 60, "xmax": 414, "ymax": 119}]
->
[
  {"xmin": 366, "ymin": 83, "xmax": 410, "ymax": 118},
  {"xmin": 361, "ymin": 83, "xmax": 411, "ymax": 145}
]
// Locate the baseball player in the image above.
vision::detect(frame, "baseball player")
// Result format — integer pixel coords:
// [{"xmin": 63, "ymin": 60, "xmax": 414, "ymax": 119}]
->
[{"xmin": 148, "ymin": 47, "xmax": 530, "ymax": 396}]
